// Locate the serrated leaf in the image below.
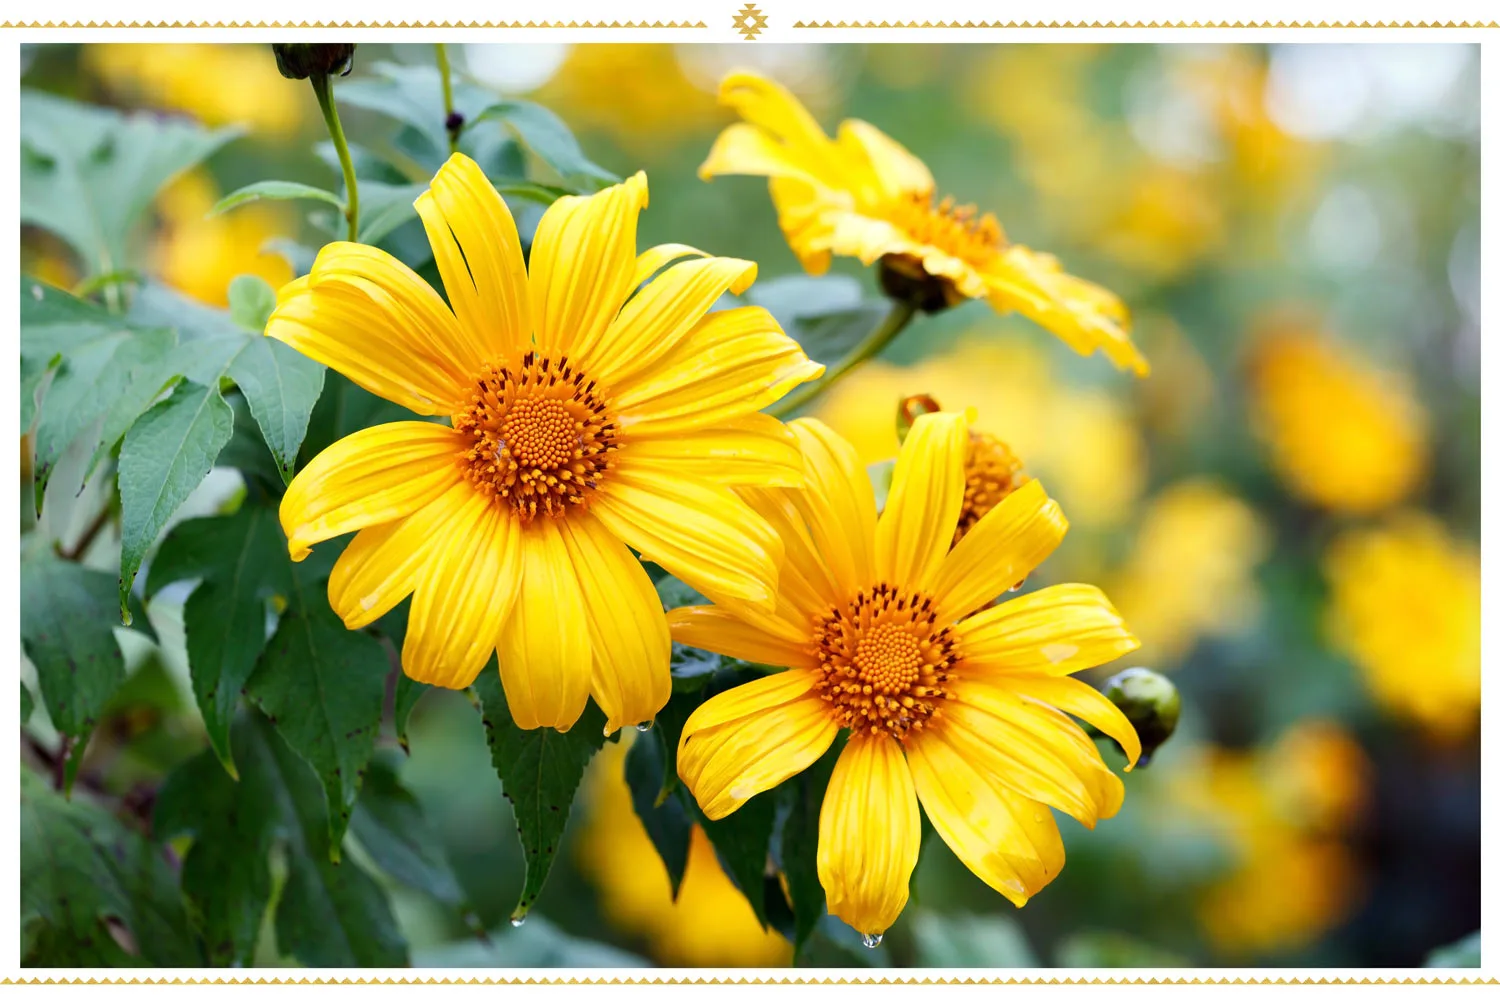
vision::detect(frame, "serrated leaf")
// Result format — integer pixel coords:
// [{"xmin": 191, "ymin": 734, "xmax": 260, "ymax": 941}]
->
[
  {"xmin": 244, "ymin": 561, "xmax": 387, "ymax": 857},
  {"xmin": 227, "ymin": 337, "xmax": 326, "ymax": 484},
  {"xmin": 20, "ymin": 89, "xmax": 241, "ymax": 276},
  {"xmin": 22, "ymin": 767, "xmax": 199, "ymax": 967},
  {"xmin": 472, "ymin": 100, "xmax": 619, "ymax": 192},
  {"xmin": 227, "ymin": 274, "xmax": 279, "ymax": 332},
  {"xmin": 624, "ymin": 729, "xmax": 693, "ymax": 898},
  {"xmin": 350, "ymin": 752, "xmax": 466, "ymax": 907},
  {"xmin": 20, "ymin": 556, "xmax": 131, "ymax": 793},
  {"xmin": 679, "ymin": 784, "xmax": 778, "ymax": 928},
  {"xmin": 298, "ymin": 370, "xmax": 414, "ymax": 470},
  {"xmin": 210, "ymin": 180, "xmax": 343, "ymax": 218},
  {"xmin": 777, "ymin": 746, "xmax": 837, "ymax": 951},
  {"xmin": 148, "ymin": 503, "xmax": 291, "ymax": 776},
  {"xmin": 472, "ymin": 668, "xmax": 607, "ymax": 922},
  {"xmin": 393, "ymin": 674, "xmax": 426, "ymax": 754},
  {"xmin": 336, "ymin": 63, "xmax": 496, "ymax": 169},
  {"xmin": 117, "ymin": 380, "xmax": 234, "ymax": 621}
]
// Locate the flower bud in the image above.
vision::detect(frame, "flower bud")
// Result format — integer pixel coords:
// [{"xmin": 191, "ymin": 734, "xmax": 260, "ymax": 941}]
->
[
  {"xmin": 1103, "ymin": 667, "xmax": 1181, "ymax": 767},
  {"xmin": 878, "ymin": 256, "xmax": 962, "ymax": 314},
  {"xmin": 272, "ymin": 43, "xmax": 356, "ymax": 81},
  {"xmin": 895, "ymin": 394, "xmax": 942, "ymax": 444}
]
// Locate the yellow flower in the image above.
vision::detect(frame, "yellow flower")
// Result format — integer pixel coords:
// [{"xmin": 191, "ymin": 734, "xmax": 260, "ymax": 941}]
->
[
  {"xmin": 1107, "ymin": 479, "xmax": 1268, "ymax": 669},
  {"xmin": 267, "ymin": 154, "xmax": 823, "ymax": 733},
  {"xmin": 671, "ymin": 412, "xmax": 1141, "ymax": 937},
  {"xmin": 535, "ymin": 45, "xmax": 721, "ymax": 153},
  {"xmin": 1178, "ymin": 722, "xmax": 1367, "ymax": 955},
  {"xmin": 1247, "ymin": 320, "xmax": 1429, "ymax": 514},
  {"xmin": 698, "ymin": 71, "xmax": 1147, "ymax": 375},
  {"xmin": 1324, "ymin": 513, "xmax": 1480, "ymax": 741},
  {"xmin": 814, "ymin": 336, "xmax": 1145, "ymax": 529},
  {"xmin": 85, "ymin": 44, "xmax": 309, "ymax": 139},
  {"xmin": 577, "ymin": 739, "xmax": 791, "ymax": 967},
  {"xmin": 153, "ymin": 171, "xmax": 294, "ymax": 307}
]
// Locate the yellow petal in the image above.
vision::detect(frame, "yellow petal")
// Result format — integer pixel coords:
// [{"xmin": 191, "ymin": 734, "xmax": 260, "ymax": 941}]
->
[
  {"xmin": 266, "ymin": 243, "xmax": 475, "ymax": 415},
  {"xmin": 955, "ymin": 584, "xmax": 1141, "ymax": 676},
  {"xmin": 414, "ymin": 153, "xmax": 530, "ymax": 360},
  {"xmin": 668, "ymin": 604, "xmax": 812, "ymax": 672},
  {"xmin": 929, "ymin": 479, "xmax": 1068, "ymax": 625},
  {"xmin": 613, "ymin": 306, "xmax": 823, "ymax": 437},
  {"xmin": 739, "ymin": 488, "xmax": 842, "ymax": 622},
  {"xmin": 678, "ymin": 668, "xmax": 837, "ymax": 820},
  {"xmin": 836, "ymin": 119, "xmax": 935, "ymax": 199},
  {"xmin": 528, "ymin": 171, "xmax": 649, "ymax": 362},
  {"xmin": 327, "ymin": 477, "xmax": 477, "ymax": 628},
  {"xmin": 699, "ymin": 122, "xmax": 831, "ymax": 188},
  {"xmin": 875, "ymin": 410, "xmax": 967, "ymax": 589},
  {"xmin": 592, "ymin": 256, "xmax": 759, "ymax": 387},
  {"xmin": 908, "ymin": 729, "xmax": 1064, "ymax": 906},
  {"xmin": 784, "ymin": 418, "xmax": 877, "ymax": 596},
  {"xmin": 560, "ymin": 515, "xmax": 671, "ymax": 735},
  {"xmin": 402, "ymin": 497, "xmax": 521, "ymax": 690},
  {"xmin": 496, "ymin": 519, "xmax": 594, "ymax": 732},
  {"xmin": 631, "ymin": 242, "xmax": 710, "ymax": 289},
  {"xmin": 590, "ymin": 465, "xmax": 782, "ymax": 607},
  {"xmin": 280, "ymin": 422, "xmax": 467, "ymax": 562},
  {"xmin": 709, "ymin": 72, "xmax": 850, "ymax": 190},
  {"xmin": 818, "ymin": 733, "xmax": 920, "ymax": 937},
  {"xmin": 982, "ymin": 245, "xmax": 1149, "ymax": 377},
  {"xmin": 1001, "ymin": 673, "xmax": 1142, "ymax": 772},
  {"xmin": 622, "ymin": 414, "xmax": 805, "ymax": 489}
]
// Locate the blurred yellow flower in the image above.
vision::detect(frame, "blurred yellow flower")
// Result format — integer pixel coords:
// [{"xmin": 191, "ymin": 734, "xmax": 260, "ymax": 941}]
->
[
  {"xmin": 1247, "ymin": 321, "xmax": 1429, "ymax": 515},
  {"xmin": 577, "ymin": 740, "xmax": 791, "ymax": 967},
  {"xmin": 700, "ymin": 71, "xmax": 1147, "ymax": 375},
  {"xmin": 1324, "ymin": 513, "xmax": 1480, "ymax": 742},
  {"xmin": 153, "ymin": 170, "xmax": 295, "ymax": 307},
  {"xmin": 1108, "ymin": 479, "xmax": 1268, "ymax": 669},
  {"xmin": 672, "ymin": 414, "xmax": 1141, "ymax": 936},
  {"xmin": 21, "ymin": 239, "xmax": 79, "ymax": 292},
  {"xmin": 1178, "ymin": 721, "xmax": 1367, "ymax": 956},
  {"xmin": 1092, "ymin": 165, "xmax": 1225, "ymax": 282},
  {"xmin": 84, "ymin": 44, "xmax": 308, "ymax": 139},
  {"xmin": 535, "ymin": 45, "xmax": 721, "ymax": 153},
  {"xmin": 815, "ymin": 335, "xmax": 1145, "ymax": 529}
]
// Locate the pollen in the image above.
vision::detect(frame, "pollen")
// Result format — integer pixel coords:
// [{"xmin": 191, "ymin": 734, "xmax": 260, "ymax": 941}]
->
[
  {"xmin": 885, "ymin": 191, "xmax": 1005, "ymax": 268},
  {"xmin": 454, "ymin": 352, "xmax": 620, "ymax": 523},
  {"xmin": 812, "ymin": 583, "xmax": 961, "ymax": 741},
  {"xmin": 956, "ymin": 431, "xmax": 1029, "ymax": 545}
]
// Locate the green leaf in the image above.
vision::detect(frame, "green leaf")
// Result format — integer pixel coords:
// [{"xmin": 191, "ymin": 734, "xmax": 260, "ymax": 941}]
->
[
  {"xmin": 680, "ymin": 784, "xmax": 777, "ymax": 928},
  {"xmin": 643, "ymin": 680, "xmax": 705, "ymax": 804},
  {"xmin": 227, "ymin": 338, "xmax": 326, "ymax": 484},
  {"xmin": 299, "ymin": 370, "xmax": 413, "ymax": 469},
  {"xmin": 777, "ymin": 746, "xmax": 837, "ymax": 951},
  {"xmin": 910, "ymin": 910, "xmax": 1039, "ymax": 968},
  {"xmin": 20, "ymin": 89, "xmax": 241, "ymax": 276},
  {"xmin": 22, "ymin": 767, "xmax": 199, "ymax": 967},
  {"xmin": 336, "ymin": 62, "xmax": 495, "ymax": 168},
  {"xmin": 472, "ymin": 668, "xmax": 608, "ymax": 922},
  {"xmin": 227, "ymin": 275, "xmax": 279, "ymax": 332},
  {"xmin": 623, "ymin": 728, "xmax": 693, "ymax": 898},
  {"xmin": 1425, "ymin": 931, "xmax": 1481, "ymax": 968},
  {"xmin": 357, "ymin": 181, "xmax": 428, "ymax": 246},
  {"xmin": 748, "ymin": 275, "xmax": 889, "ymax": 369},
  {"xmin": 350, "ymin": 752, "xmax": 466, "ymax": 907},
  {"xmin": 147, "ymin": 503, "xmax": 291, "ymax": 776},
  {"xmin": 412, "ymin": 917, "xmax": 648, "ymax": 969},
  {"xmin": 20, "ymin": 556, "xmax": 132, "ymax": 793},
  {"xmin": 655, "ymin": 575, "xmax": 723, "ymax": 689},
  {"xmin": 244, "ymin": 561, "xmax": 388, "ymax": 858},
  {"xmin": 117, "ymin": 380, "xmax": 234, "ymax": 622},
  {"xmin": 1054, "ymin": 931, "xmax": 1191, "ymax": 968},
  {"xmin": 393, "ymin": 673, "xmax": 426, "ymax": 754},
  {"xmin": 210, "ymin": 180, "xmax": 343, "ymax": 218},
  {"xmin": 22, "ymin": 683, "xmax": 35, "ymax": 724},
  {"xmin": 472, "ymin": 100, "xmax": 619, "ymax": 192}
]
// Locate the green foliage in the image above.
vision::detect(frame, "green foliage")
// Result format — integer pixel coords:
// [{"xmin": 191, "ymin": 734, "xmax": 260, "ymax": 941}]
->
[
  {"xmin": 227, "ymin": 275, "xmax": 280, "ymax": 332},
  {"xmin": 623, "ymin": 727, "xmax": 692, "ymax": 897},
  {"xmin": 472, "ymin": 669, "xmax": 607, "ymax": 923},
  {"xmin": 777, "ymin": 746, "xmax": 838, "ymax": 951},
  {"xmin": 211, "ymin": 180, "xmax": 344, "ymax": 218},
  {"xmin": 472, "ymin": 100, "xmax": 619, "ymax": 191},
  {"xmin": 748, "ymin": 274, "xmax": 891, "ymax": 369},
  {"xmin": 1424, "ymin": 931, "xmax": 1481, "ymax": 968},
  {"xmin": 1054, "ymin": 931, "xmax": 1191, "ymax": 968},
  {"xmin": 909, "ymin": 911, "xmax": 1039, "ymax": 968},
  {"xmin": 350, "ymin": 752, "xmax": 467, "ymax": 908}
]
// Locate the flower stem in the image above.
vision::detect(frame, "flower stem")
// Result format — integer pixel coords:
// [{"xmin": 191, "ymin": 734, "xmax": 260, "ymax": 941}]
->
[
  {"xmin": 311, "ymin": 71, "xmax": 359, "ymax": 242},
  {"xmin": 765, "ymin": 300, "xmax": 919, "ymax": 419},
  {"xmin": 435, "ymin": 43, "xmax": 458, "ymax": 155}
]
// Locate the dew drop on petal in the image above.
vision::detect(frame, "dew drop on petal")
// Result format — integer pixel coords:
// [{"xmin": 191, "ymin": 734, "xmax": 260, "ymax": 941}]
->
[
  {"xmin": 862, "ymin": 933, "xmax": 884, "ymax": 949},
  {"xmin": 1008, "ymin": 576, "xmax": 1027, "ymax": 592},
  {"xmin": 635, "ymin": 720, "xmax": 654, "ymax": 733}
]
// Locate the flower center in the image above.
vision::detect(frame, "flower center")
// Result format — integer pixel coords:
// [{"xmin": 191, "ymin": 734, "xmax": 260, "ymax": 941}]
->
[
  {"xmin": 885, "ymin": 191, "xmax": 1005, "ymax": 268},
  {"xmin": 454, "ymin": 352, "xmax": 619, "ymax": 523},
  {"xmin": 812, "ymin": 583, "xmax": 960, "ymax": 740},
  {"xmin": 956, "ymin": 431, "xmax": 1028, "ymax": 545}
]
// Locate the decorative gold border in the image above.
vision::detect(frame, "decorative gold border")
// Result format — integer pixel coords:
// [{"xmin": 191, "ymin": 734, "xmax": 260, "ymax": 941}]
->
[
  {"xmin": 791, "ymin": 19, "xmax": 1499, "ymax": 27},
  {"xmin": 1, "ymin": 20, "xmax": 709, "ymax": 27}
]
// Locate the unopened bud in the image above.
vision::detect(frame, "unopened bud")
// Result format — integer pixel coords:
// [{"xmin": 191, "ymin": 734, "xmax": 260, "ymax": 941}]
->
[
  {"xmin": 272, "ymin": 43, "xmax": 356, "ymax": 81},
  {"xmin": 896, "ymin": 394, "xmax": 941, "ymax": 444},
  {"xmin": 1103, "ymin": 667, "xmax": 1180, "ymax": 767}
]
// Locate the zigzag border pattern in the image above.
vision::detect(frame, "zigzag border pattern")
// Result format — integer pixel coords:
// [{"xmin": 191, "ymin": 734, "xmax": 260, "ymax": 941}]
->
[
  {"xmin": 1, "ymin": 20, "xmax": 709, "ymax": 28},
  {"xmin": 791, "ymin": 19, "xmax": 1498, "ymax": 27}
]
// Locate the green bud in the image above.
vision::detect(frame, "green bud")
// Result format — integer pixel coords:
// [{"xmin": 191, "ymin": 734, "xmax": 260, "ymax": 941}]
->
[
  {"xmin": 272, "ymin": 43, "xmax": 356, "ymax": 81},
  {"xmin": 1103, "ymin": 667, "xmax": 1181, "ymax": 768}
]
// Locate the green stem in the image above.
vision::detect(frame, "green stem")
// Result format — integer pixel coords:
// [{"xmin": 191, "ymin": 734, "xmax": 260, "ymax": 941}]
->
[
  {"xmin": 435, "ymin": 43, "xmax": 458, "ymax": 155},
  {"xmin": 311, "ymin": 72, "xmax": 359, "ymax": 242},
  {"xmin": 765, "ymin": 300, "xmax": 919, "ymax": 419}
]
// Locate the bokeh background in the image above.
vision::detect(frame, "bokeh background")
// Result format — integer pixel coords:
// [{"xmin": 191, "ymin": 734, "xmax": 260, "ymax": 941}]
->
[{"xmin": 20, "ymin": 41, "xmax": 1481, "ymax": 969}]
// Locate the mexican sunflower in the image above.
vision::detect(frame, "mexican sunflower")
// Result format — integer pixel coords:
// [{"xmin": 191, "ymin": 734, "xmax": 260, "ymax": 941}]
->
[
  {"xmin": 266, "ymin": 153, "xmax": 823, "ymax": 733},
  {"xmin": 699, "ymin": 71, "xmax": 1148, "ymax": 376},
  {"xmin": 672, "ymin": 412, "xmax": 1142, "ymax": 937}
]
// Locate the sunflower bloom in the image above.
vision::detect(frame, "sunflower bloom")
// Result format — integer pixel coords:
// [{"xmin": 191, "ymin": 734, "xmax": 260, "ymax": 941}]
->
[
  {"xmin": 267, "ymin": 153, "xmax": 823, "ymax": 733},
  {"xmin": 672, "ymin": 412, "xmax": 1142, "ymax": 937},
  {"xmin": 699, "ymin": 71, "xmax": 1148, "ymax": 376}
]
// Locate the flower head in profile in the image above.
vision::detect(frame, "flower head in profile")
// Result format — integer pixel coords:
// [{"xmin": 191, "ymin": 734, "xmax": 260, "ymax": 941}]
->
[
  {"xmin": 699, "ymin": 71, "xmax": 1148, "ymax": 376},
  {"xmin": 267, "ymin": 153, "xmax": 822, "ymax": 734},
  {"xmin": 671, "ymin": 412, "xmax": 1141, "ymax": 937}
]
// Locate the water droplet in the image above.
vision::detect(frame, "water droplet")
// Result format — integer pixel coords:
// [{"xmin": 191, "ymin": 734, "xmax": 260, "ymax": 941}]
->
[
  {"xmin": 31, "ymin": 284, "xmax": 44, "ymax": 301},
  {"xmin": 1008, "ymin": 576, "xmax": 1027, "ymax": 592},
  {"xmin": 635, "ymin": 720, "xmax": 654, "ymax": 733},
  {"xmin": 509, "ymin": 914, "xmax": 527, "ymax": 928},
  {"xmin": 862, "ymin": 933, "xmax": 884, "ymax": 949}
]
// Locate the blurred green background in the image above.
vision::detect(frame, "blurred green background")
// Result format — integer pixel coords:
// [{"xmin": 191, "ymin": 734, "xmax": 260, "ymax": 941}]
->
[{"xmin": 20, "ymin": 41, "xmax": 1480, "ymax": 969}]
